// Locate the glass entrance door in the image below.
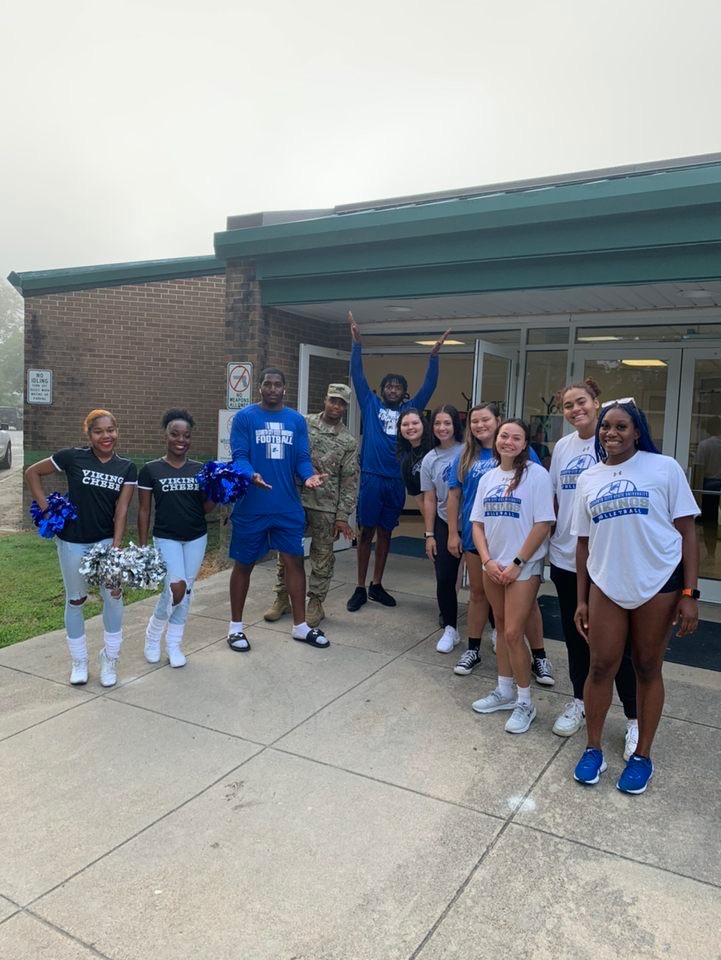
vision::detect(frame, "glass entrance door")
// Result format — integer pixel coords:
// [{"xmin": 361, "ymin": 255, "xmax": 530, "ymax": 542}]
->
[
  {"xmin": 574, "ymin": 348, "xmax": 681, "ymax": 454},
  {"xmin": 677, "ymin": 346, "xmax": 721, "ymax": 598},
  {"xmin": 473, "ymin": 340, "xmax": 518, "ymax": 416}
]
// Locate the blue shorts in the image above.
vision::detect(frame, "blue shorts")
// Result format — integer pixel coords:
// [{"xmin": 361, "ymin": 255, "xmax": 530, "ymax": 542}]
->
[
  {"xmin": 230, "ymin": 512, "xmax": 304, "ymax": 565},
  {"xmin": 357, "ymin": 472, "xmax": 406, "ymax": 531}
]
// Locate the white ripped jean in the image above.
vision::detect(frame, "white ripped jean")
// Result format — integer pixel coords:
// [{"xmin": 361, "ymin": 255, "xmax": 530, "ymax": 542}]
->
[
  {"xmin": 152, "ymin": 535, "xmax": 208, "ymax": 625},
  {"xmin": 56, "ymin": 538, "xmax": 124, "ymax": 640}
]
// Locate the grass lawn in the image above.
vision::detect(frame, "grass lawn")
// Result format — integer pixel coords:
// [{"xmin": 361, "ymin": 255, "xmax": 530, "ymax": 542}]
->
[{"xmin": 0, "ymin": 517, "xmax": 230, "ymax": 648}]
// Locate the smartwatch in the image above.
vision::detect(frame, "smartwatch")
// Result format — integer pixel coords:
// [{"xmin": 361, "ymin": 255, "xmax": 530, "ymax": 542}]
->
[
  {"xmin": 681, "ymin": 588, "xmax": 700, "ymax": 599},
  {"xmin": 512, "ymin": 556, "xmax": 526, "ymax": 568}
]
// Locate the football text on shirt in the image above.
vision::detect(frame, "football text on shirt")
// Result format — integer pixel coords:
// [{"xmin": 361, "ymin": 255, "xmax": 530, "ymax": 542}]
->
[{"xmin": 256, "ymin": 422, "xmax": 294, "ymax": 460}]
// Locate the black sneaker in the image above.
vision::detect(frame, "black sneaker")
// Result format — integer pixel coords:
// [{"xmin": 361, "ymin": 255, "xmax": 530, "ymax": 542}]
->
[
  {"xmin": 346, "ymin": 586, "xmax": 368, "ymax": 612},
  {"xmin": 368, "ymin": 583, "xmax": 396, "ymax": 607},
  {"xmin": 531, "ymin": 655, "xmax": 555, "ymax": 686},
  {"xmin": 453, "ymin": 648, "xmax": 481, "ymax": 676}
]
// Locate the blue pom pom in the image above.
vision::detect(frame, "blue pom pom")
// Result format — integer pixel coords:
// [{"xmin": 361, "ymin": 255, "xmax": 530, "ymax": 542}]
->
[
  {"xmin": 29, "ymin": 492, "xmax": 78, "ymax": 538},
  {"xmin": 196, "ymin": 461, "xmax": 250, "ymax": 505}
]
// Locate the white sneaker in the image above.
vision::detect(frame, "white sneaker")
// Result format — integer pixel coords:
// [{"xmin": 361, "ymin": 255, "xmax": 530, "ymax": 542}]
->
[
  {"xmin": 491, "ymin": 628, "xmax": 497, "ymax": 654},
  {"xmin": 472, "ymin": 689, "xmax": 516, "ymax": 713},
  {"xmin": 624, "ymin": 720, "xmax": 639, "ymax": 761},
  {"xmin": 99, "ymin": 650, "xmax": 118, "ymax": 687},
  {"xmin": 167, "ymin": 646, "xmax": 186, "ymax": 668},
  {"xmin": 436, "ymin": 625, "xmax": 460, "ymax": 653},
  {"xmin": 552, "ymin": 700, "xmax": 585, "ymax": 737},
  {"xmin": 144, "ymin": 636, "xmax": 161, "ymax": 664},
  {"xmin": 70, "ymin": 659, "xmax": 88, "ymax": 685},
  {"xmin": 505, "ymin": 701, "xmax": 537, "ymax": 734}
]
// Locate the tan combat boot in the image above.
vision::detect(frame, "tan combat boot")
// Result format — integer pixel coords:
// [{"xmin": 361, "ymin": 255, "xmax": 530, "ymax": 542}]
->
[
  {"xmin": 263, "ymin": 591, "xmax": 291, "ymax": 622},
  {"xmin": 306, "ymin": 595, "xmax": 325, "ymax": 627}
]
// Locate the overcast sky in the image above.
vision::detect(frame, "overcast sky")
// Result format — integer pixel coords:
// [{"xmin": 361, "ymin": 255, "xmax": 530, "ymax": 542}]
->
[{"xmin": 3, "ymin": 0, "xmax": 721, "ymax": 292}]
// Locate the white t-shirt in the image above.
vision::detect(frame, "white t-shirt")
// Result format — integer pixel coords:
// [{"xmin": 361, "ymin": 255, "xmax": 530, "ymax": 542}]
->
[
  {"xmin": 548, "ymin": 431, "xmax": 598, "ymax": 572},
  {"xmin": 420, "ymin": 442, "xmax": 463, "ymax": 524},
  {"xmin": 571, "ymin": 450, "xmax": 700, "ymax": 610},
  {"xmin": 470, "ymin": 461, "xmax": 555, "ymax": 565}
]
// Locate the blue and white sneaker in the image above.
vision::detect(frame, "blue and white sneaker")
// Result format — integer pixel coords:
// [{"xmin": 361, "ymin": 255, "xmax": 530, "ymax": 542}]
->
[
  {"xmin": 574, "ymin": 748, "xmax": 607, "ymax": 785},
  {"xmin": 617, "ymin": 754, "xmax": 654, "ymax": 794}
]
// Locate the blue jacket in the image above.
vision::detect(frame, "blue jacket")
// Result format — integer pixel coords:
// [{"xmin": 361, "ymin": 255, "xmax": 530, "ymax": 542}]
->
[{"xmin": 351, "ymin": 342, "xmax": 438, "ymax": 478}]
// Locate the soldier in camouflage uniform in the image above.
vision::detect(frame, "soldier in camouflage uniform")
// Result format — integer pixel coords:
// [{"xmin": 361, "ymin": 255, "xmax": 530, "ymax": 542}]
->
[{"xmin": 264, "ymin": 384, "xmax": 359, "ymax": 627}]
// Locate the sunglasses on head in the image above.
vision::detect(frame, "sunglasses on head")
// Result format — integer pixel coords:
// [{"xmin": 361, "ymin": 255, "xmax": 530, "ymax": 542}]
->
[{"xmin": 600, "ymin": 397, "xmax": 637, "ymax": 409}]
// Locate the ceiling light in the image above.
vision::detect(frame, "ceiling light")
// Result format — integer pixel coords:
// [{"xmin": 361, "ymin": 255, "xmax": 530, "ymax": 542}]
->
[
  {"xmin": 415, "ymin": 339, "xmax": 466, "ymax": 346},
  {"xmin": 680, "ymin": 290, "xmax": 715, "ymax": 300},
  {"xmin": 621, "ymin": 359, "xmax": 667, "ymax": 367},
  {"xmin": 577, "ymin": 336, "xmax": 622, "ymax": 342}
]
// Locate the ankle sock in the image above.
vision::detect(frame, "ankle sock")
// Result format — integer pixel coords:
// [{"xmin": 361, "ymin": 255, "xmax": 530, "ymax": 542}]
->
[
  {"xmin": 292, "ymin": 622, "xmax": 311, "ymax": 640},
  {"xmin": 497, "ymin": 675, "xmax": 514, "ymax": 699},
  {"xmin": 532, "ymin": 647, "xmax": 547, "ymax": 660},
  {"xmin": 229, "ymin": 621, "xmax": 243, "ymax": 636},
  {"xmin": 516, "ymin": 684, "xmax": 532, "ymax": 706},
  {"xmin": 468, "ymin": 638, "xmax": 481, "ymax": 652}
]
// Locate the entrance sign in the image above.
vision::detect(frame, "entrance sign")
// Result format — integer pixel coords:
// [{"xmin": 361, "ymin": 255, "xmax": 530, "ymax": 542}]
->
[
  {"xmin": 28, "ymin": 369, "xmax": 53, "ymax": 404},
  {"xmin": 226, "ymin": 362, "xmax": 253, "ymax": 409},
  {"xmin": 217, "ymin": 409, "xmax": 238, "ymax": 461}
]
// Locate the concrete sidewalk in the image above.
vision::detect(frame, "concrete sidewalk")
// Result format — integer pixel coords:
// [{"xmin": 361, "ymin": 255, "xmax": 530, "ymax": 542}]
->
[{"xmin": 1, "ymin": 550, "xmax": 719, "ymax": 959}]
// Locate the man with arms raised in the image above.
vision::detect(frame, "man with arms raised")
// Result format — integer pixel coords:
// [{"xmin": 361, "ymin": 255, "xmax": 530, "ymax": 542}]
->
[{"xmin": 347, "ymin": 311, "xmax": 449, "ymax": 612}]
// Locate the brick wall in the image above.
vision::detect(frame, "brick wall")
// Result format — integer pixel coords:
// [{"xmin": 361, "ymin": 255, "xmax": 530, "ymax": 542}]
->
[
  {"xmin": 224, "ymin": 259, "xmax": 349, "ymax": 407},
  {"xmin": 22, "ymin": 273, "xmax": 226, "ymax": 524}
]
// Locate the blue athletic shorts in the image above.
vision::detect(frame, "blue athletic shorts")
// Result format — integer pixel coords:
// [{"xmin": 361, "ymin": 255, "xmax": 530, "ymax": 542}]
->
[
  {"xmin": 357, "ymin": 472, "xmax": 406, "ymax": 531},
  {"xmin": 230, "ymin": 511, "xmax": 304, "ymax": 565}
]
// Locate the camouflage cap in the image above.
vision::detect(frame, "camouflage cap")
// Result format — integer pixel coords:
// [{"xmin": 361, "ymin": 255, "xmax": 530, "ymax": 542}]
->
[{"xmin": 326, "ymin": 383, "xmax": 351, "ymax": 404}]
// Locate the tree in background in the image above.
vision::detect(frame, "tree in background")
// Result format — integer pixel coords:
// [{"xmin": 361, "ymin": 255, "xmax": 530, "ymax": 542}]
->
[{"xmin": 0, "ymin": 280, "xmax": 23, "ymax": 411}]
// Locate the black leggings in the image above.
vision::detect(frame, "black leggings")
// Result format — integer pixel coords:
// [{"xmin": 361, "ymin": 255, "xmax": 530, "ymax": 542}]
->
[
  {"xmin": 550, "ymin": 563, "xmax": 637, "ymax": 719},
  {"xmin": 434, "ymin": 516, "xmax": 462, "ymax": 629}
]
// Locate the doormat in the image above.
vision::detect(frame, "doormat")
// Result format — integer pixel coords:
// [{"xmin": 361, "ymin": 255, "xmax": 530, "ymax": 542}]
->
[
  {"xmin": 538, "ymin": 595, "xmax": 721, "ymax": 673},
  {"xmin": 388, "ymin": 536, "xmax": 426, "ymax": 560}
]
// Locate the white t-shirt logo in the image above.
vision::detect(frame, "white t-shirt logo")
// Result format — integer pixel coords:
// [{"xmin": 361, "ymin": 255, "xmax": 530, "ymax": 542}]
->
[
  {"xmin": 590, "ymin": 479, "xmax": 650, "ymax": 523},
  {"xmin": 560, "ymin": 453, "xmax": 596, "ymax": 490},
  {"xmin": 483, "ymin": 482, "xmax": 522, "ymax": 519}
]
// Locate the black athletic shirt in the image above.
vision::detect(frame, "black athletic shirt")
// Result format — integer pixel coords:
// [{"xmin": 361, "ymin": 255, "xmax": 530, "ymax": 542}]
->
[
  {"xmin": 400, "ymin": 445, "xmax": 428, "ymax": 497},
  {"xmin": 137, "ymin": 458, "xmax": 207, "ymax": 541},
  {"xmin": 51, "ymin": 447, "xmax": 138, "ymax": 544}
]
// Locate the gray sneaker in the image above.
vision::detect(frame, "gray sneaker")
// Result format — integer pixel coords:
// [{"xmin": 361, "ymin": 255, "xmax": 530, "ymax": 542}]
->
[
  {"xmin": 472, "ymin": 689, "xmax": 516, "ymax": 713},
  {"xmin": 505, "ymin": 701, "xmax": 537, "ymax": 734}
]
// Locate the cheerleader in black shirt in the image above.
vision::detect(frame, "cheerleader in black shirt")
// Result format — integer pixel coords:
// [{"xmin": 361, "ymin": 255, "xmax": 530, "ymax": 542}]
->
[
  {"xmin": 25, "ymin": 409, "xmax": 137, "ymax": 687},
  {"xmin": 138, "ymin": 410, "xmax": 214, "ymax": 668}
]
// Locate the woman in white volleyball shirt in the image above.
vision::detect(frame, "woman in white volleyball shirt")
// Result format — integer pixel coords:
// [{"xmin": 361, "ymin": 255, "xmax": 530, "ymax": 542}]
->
[
  {"xmin": 549, "ymin": 379, "xmax": 638, "ymax": 757},
  {"xmin": 571, "ymin": 399, "xmax": 699, "ymax": 795},
  {"xmin": 470, "ymin": 418, "xmax": 555, "ymax": 735}
]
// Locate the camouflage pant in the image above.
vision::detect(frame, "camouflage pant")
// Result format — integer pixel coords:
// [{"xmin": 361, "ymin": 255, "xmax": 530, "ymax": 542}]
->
[{"xmin": 274, "ymin": 509, "xmax": 336, "ymax": 601}]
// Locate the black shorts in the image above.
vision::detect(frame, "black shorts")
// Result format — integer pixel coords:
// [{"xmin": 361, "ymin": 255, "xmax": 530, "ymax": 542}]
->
[{"xmin": 659, "ymin": 562, "xmax": 684, "ymax": 594}]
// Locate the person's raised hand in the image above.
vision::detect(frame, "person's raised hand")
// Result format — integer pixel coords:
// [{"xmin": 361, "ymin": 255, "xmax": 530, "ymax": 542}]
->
[
  {"xmin": 348, "ymin": 311, "xmax": 361, "ymax": 344},
  {"xmin": 431, "ymin": 328, "xmax": 452, "ymax": 356}
]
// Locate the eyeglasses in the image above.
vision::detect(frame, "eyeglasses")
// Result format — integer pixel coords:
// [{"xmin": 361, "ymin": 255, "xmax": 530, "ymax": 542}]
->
[{"xmin": 600, "ymin": 397, "xmax": 636, "ymax": 409}]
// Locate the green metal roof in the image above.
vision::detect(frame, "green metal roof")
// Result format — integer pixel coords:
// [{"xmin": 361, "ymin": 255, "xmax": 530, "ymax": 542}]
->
[
  {"xmin": 8, "ymin": 255, "xmax": 224, "ymax": 297},
  {"xmin": 214, "ymin": 157, "xmax": 721, "ymax": 305}
]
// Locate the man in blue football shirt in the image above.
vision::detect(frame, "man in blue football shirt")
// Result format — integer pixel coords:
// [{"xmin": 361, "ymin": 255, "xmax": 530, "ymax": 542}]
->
[{"xmin": 227, "ymin": 367, "xmax": 328, "ymax": 651}]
